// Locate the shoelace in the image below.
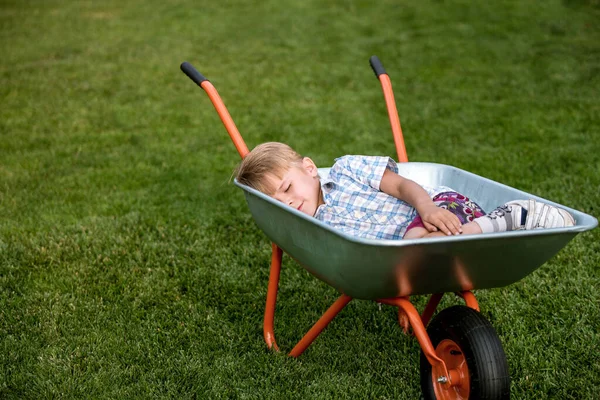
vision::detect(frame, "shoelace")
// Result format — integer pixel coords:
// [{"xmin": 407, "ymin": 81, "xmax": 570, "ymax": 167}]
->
[{"xmin": 487, "ymin": 205, "xmax": 512, "ymax": 220}]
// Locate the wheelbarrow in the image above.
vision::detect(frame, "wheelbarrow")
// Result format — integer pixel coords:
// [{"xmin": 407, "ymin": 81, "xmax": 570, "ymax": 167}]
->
[{"xmin": 180, "ymin": 56, "xmax": 597, "ymax": 399}]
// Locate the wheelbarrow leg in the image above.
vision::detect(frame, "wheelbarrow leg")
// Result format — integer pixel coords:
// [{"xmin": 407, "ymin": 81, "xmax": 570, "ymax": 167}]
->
[
  {"xmin": 289, "ymin": 294, "xmax": 352, "ymax": 357},
  {"xmin": 263, "ymin": 243, "xmax": 352, "ymax": 357},
  {"xmin": 264, "ymin": 243, "xmax": 283, "ymax": 351}
]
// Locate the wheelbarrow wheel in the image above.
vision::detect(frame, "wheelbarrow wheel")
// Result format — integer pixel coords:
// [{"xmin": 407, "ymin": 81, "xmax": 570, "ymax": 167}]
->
[{"xmin": 419, "ymin": 305, "xmax": 510, "ymax": 400}]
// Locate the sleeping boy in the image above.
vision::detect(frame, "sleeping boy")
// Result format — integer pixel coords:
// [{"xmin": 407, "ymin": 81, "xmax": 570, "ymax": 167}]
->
[{"xmin": 235, "ymin": 142, "xmax": 575, "ymax": 240}]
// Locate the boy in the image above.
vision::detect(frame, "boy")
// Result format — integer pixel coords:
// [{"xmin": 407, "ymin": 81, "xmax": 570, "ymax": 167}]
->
[{"xmin": 235, "ymin": 142, "xmax": 575, "ymax": 240}]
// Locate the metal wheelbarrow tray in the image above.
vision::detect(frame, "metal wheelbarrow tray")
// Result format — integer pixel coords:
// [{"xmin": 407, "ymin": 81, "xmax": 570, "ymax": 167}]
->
[
  {"xmin": 237, "ymin": 163, "xmax": 596, "ymax": 299},
  {"xmin": 181, "ymin": 57, "xmax": 597, "ymax": 400}
]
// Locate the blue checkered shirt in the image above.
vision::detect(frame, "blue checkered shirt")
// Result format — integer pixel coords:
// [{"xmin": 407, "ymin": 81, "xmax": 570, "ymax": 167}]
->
[{"xmin": 314, "ymin": 156, "xmax": 452, "ymax": 240}]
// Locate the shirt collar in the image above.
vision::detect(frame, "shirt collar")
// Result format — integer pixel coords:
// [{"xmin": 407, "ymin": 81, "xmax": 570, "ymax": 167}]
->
[
  {"xmin": 314, "ymin": 173, "xmax": 333, "ymax": 217},
  {"xmin": 319, "ymin": 173, "xmax": 334, "ymax": 192}
]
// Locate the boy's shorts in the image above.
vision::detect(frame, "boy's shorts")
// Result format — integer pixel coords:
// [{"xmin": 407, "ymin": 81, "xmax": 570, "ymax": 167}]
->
[{"xmin": 404, "ymin": 191, "xmax": 486, "ymax": 237}]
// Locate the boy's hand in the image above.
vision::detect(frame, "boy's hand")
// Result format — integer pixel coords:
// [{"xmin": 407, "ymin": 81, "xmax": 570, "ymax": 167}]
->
[
  {"xmin": 418, "ymin": 203, "xmax": 463, "ymax": 236},
  {"xmin": 379, "ymin": 170, "xmax": 463, "ymax": 235}
]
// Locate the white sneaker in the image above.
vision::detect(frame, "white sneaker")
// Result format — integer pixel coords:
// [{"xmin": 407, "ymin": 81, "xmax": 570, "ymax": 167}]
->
[
  {"xmin": 485, "ymin": 200, "xmax": 528, "ymax": 231},
  {"xmin": 505, "ymin": 199, "xmax": 575, "ymax": 230}
]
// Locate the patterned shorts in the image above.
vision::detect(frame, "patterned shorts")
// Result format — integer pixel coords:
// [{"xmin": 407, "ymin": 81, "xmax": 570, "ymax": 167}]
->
[{"xmin": 404, "ymin": 191, "xmax": 486, "ymax": 236}]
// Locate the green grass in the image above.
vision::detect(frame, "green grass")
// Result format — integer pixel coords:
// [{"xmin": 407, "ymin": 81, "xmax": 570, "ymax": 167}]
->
[{"xmin": 1, "ymin": 0, "xmax": 599, "ymax": 398}]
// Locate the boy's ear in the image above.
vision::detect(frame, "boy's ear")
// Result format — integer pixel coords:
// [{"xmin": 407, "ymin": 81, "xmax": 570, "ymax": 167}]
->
[{"xmin": 302, "ymin": 157, "xmax": 318, "ymax": 177}]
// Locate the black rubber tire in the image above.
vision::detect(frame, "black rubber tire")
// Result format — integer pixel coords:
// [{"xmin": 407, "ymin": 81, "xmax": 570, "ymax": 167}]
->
[{"xmin": 420, "ymin": 305, "xmax": 510, "ymax": 399}]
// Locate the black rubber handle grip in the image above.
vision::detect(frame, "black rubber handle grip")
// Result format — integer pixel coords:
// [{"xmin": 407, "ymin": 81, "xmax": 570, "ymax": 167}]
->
[
  {"xmin": 180, "ymin": 62, "xmax": 208, "ymax": 85},
  {"xmin": 369, "ymin": 55, "xmax": 387, "ymax": 78}
]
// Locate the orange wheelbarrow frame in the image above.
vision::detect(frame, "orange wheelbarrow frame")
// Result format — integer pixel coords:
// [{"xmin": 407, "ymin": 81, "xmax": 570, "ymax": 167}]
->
[{"xmin": 181, "ymin": 57, "xmax": 495, "ymax": 399}]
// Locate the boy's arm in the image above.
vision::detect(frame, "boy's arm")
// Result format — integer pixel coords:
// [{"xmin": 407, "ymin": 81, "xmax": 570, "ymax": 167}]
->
[{"xmin": 379, "ymin": 169, "xmax": 462, "ymax": 236}]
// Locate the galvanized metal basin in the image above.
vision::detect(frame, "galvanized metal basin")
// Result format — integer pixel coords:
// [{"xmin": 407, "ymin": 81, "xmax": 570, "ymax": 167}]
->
[{"xmin": 235, "ymin": 162, "xmax": 597, "ymax": 300}]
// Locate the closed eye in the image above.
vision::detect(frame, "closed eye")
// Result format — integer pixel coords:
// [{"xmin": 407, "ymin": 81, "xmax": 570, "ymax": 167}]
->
[{"xmin": 284, "ymin": 184, "xmax": 291, "ymax": 193}]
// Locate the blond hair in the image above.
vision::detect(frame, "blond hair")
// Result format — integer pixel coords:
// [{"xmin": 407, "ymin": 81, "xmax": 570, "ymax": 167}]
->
[{"xmin": 235, "ymin": 142, "xmax": 303, "ymax": 194}]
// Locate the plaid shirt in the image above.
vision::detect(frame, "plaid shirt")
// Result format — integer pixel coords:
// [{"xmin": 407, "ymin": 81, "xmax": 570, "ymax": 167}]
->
[{"xmin": 314, "ymin": 156, "xmax": 453, "ymax": 240}]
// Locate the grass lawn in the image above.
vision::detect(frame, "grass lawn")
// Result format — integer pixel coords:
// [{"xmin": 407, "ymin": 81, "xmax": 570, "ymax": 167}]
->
[{"xmin": 1, "ymin": 0, "xmax": 599, "ymax": 398}]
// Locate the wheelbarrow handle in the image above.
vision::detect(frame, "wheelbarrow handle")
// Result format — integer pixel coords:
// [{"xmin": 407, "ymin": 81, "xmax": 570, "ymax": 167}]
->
[
  {"xmin": 180, "ymin": 62, "xmax": 208, "ymax": 85},
  {"xmin": 369, "ymin": 56, "xmax": 387, "ymax": 78},
  {"xmin": 369, "ymin": 55, "xmax": 408, "ymax": 163},
  {"xmin": 180, "ymin": 61, "xmax": 249, "ymax": 158}
]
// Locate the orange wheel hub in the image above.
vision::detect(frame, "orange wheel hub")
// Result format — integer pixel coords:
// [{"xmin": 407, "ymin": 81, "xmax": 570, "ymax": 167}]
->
[{"xmin": 432, "ymin": 339, "xmax": 470, "ymax": 400}]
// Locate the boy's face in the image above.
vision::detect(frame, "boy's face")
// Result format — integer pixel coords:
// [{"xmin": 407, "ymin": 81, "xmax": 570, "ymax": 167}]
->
[{"xmin": 267, "ymin": 157, "xmax": 323, "ymax": 217}]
